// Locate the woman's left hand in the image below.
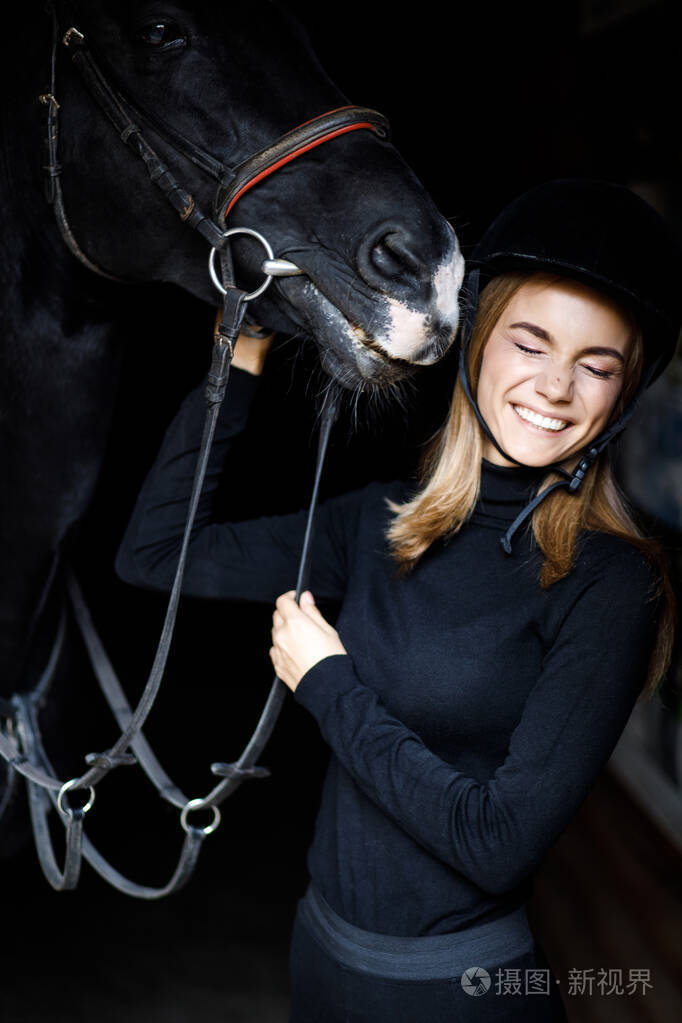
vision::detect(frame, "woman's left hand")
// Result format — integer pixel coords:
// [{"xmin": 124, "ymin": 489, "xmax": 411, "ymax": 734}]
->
[{"xmin": 270, "ymin": 590, "xmax": 347, "ymax": 692}]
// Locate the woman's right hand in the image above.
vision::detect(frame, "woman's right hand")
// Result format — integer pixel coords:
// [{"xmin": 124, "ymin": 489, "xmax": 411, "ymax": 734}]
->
[{"xmin": 218, "ymin": 310, "xmax": 274, "ymax": 376}]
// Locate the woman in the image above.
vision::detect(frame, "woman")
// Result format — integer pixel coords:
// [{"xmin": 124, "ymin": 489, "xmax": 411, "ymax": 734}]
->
[{"xmin": 116, "ymin": 179, "xmax": 682, "ymax": 1022}]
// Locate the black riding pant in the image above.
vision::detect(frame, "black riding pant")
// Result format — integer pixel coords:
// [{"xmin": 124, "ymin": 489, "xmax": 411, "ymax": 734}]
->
[{"xmin": 288, "ymin": 883, "xmax": 568, "ymax": 1023}]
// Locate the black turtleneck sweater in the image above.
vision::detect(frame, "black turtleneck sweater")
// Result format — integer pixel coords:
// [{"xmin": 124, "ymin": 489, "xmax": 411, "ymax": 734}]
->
[{"xmin": 115, "ymin": 367, "xmax": 660, "ymax": 937}]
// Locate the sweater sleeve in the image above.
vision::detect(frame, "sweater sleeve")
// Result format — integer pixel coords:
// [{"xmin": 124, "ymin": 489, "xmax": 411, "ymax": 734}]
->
[
  {"xmin": 115, "ymin": 366, "xmax": 359, "ymax": 603},
  {"xmin": 293, "ymin": 541, "xmax": 660, "ymax": 895}
]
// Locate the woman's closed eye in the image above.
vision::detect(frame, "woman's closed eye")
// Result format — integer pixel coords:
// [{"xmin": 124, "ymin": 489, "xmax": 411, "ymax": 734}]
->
[
  {"xmin": 515, "ymin": 342, "xmax": 616, "ymax": 380},
  {"xmin": 582, "ymin": 363, "xmax": 615, "ymax": 379},
  {"xmin": 514, "ymin": 341, "xmax": 543, "ymax": 356}
]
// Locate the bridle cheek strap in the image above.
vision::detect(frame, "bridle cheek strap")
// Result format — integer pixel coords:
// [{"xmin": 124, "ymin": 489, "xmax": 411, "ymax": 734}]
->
[{"xmin": 215, "ymin": 105, "xmax": 390, "ymax": 221}]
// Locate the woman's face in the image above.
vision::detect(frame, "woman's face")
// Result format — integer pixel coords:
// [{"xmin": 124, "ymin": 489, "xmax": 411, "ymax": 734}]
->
[{"xmin": 476, "ymin": 278, "xmax": 632, "ymax": 468}]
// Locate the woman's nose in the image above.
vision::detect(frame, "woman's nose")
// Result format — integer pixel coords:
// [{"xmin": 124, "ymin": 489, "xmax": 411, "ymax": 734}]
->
[{"xmin": 535, "ymin": 363, "xmax": 574, "ymax": 402}]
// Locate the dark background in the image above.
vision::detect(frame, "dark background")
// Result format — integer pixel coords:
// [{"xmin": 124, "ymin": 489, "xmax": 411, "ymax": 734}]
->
[{"xmin": 2, "ymin": 1, "xmax": 681, "ymax": 1020}]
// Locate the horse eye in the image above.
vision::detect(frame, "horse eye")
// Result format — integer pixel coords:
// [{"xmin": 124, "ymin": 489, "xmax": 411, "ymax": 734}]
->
[{"xmin": 137, "ymin": 22, "xmax": 187, "ymax": 51}]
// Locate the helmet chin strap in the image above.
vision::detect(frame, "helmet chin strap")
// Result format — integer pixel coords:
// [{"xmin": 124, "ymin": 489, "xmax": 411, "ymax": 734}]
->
[{"xmin": 458, "ymin": 268, "xmax": 661, "ymax": 554}]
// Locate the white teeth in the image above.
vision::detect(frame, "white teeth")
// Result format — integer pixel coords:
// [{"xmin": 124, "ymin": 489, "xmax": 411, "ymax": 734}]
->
[{"xmin": 513, "ymin": 405, "xmax": 569, "ymax": 432}]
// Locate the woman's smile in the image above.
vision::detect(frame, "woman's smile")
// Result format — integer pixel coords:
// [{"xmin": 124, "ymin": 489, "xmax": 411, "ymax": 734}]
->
[
  {"xmin": 511, "ymin": 403, "xmax": 572, "ymax": 433},
  {"xmin": 476, "ymin": 276, "xmax": 632, "ymax": 467}
]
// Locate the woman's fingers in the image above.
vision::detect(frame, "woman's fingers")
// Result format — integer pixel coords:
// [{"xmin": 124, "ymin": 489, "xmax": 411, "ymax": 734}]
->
[
  {"xmin": 298, "ymin": 595, "xmax": 330, "ymax": 628},
  {"xmin": 270, "ymin": 589, "xmax": 346, "ymax": 692},
  {"xmin": 275, "ymin": 591, "xmax": 297, "ymax": 615},
  {"xmin": 274, "ymin": 590, "xmax": 331, "ymax": 630}
]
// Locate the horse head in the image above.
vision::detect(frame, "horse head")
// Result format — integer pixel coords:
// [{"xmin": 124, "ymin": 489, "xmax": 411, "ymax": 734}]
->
[
  {"xmin": 0, "ymin": 0, "xmax": 464, "ymax": 698},
  {"xmin": 53, "ymin": 0, "xmax": 463, "ymax": 388}
]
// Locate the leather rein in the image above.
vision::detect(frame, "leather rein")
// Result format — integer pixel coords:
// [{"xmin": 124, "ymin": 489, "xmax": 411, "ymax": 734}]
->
[{"xmin": 0, "ymin": 3, "xmax": 390, "ymax": 897}]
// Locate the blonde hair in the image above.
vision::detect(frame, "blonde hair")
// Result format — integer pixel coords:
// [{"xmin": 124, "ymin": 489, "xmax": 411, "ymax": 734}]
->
[{"xmin": 386, "ymin": 272, "xmax": 674, "ymax": 700}]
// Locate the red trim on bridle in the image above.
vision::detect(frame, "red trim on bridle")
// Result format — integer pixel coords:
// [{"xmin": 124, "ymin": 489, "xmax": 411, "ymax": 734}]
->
[
  {"xmin": 222, "ymin": 109, "xmax": 386, "ymax": 220},
  {"xmin": 294, "ymin": 104, "xmax": 356, "ymax": 129}
]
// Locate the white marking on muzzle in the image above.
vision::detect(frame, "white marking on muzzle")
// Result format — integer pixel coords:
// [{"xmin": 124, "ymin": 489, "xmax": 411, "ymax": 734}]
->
[{"xmin": 373, "ymin": 242, "xmax": 465, "ymax": 364}]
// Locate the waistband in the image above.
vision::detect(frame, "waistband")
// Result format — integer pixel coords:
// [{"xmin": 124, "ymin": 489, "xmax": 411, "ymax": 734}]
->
[{"xmin": 298, "ymin": 882, "xmax": 535, "ymax": 981}]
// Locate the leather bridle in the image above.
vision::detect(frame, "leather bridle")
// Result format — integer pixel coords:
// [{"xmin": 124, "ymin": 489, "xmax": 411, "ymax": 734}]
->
[{"xmin": 0, "ymin": 1, "xmax": 391, "ymax": 896}]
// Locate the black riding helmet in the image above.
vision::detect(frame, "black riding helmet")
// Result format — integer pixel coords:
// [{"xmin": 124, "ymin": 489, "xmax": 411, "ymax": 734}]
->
[{"xmin": 458, "ymin": 178, "xmax": 682, "ymax": 553}]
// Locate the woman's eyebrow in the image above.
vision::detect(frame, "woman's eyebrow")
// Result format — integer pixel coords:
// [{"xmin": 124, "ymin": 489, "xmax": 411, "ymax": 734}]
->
[
  {"xmin": 509, "ymin": 322, "xmax": 624, "ymax": 362},
  {"xmin": 581, "ymin": 345, "xmax": 625, "ymax": 362},
  {"xmin": 509, "ymin": 321, "xmax": 553, "ymax": 341}
]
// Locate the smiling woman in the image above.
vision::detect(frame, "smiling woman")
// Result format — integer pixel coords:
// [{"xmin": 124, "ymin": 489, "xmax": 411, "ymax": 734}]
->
[
  {"xmin": 115, "ymin": 179, "xmax": 682, "ymax": 1023},
  {"xmin": 477, "ymin": 276, "xmax": 636, "ymax": 467},
  {"xmin": 387, "ymin": 182, "xmax": 679, "ymax": 683}
]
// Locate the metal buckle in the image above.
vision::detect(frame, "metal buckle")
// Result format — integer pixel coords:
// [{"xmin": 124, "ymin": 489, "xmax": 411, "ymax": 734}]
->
[{"xmin": 62, "ymin": 27, "xmax": 85, "ymax": 48}]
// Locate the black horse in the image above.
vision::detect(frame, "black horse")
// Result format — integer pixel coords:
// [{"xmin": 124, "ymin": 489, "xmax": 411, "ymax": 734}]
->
[{"xmin": 0, "ymin": 1, "xmax": 461, "ymax": 716}]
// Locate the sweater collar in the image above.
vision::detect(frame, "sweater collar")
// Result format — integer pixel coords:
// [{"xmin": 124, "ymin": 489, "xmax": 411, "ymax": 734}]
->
[{"xmin": 473, "ymin": 459, "xmax": 548, "ymax": 525}]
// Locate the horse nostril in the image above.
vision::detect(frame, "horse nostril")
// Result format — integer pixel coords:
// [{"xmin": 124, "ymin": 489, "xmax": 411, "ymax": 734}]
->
[
  {"xmin": 372, "ymin": 232, "xmax": 421, "ymax": 278},
  {"xmin": 357, "ymin": 223, "xmax": 426, "ymax": 290}
]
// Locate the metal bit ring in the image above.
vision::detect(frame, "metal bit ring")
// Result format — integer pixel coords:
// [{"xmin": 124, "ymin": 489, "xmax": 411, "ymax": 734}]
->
[{"xmin": 208, "ymin": 228, "xmax": 275, "ymax": 300}]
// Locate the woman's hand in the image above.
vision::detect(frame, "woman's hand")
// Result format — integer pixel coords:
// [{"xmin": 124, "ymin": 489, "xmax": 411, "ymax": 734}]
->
[
  {"xmin": 270, "ymin": 591, "xmax": 347, "ymax": 692},
  {"xmin": 218, "ymin": 310, "xmax": 274, "ymax": 376}
]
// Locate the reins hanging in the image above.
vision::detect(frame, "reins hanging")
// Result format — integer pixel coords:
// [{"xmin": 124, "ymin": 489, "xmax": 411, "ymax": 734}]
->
[
  {"xmin": 5, "ymin": 263, "xmax": 338, "ymax": 897},
  {"xmin": 0, "ymin": 1, "xmax": 387, "ymax": 895}
]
